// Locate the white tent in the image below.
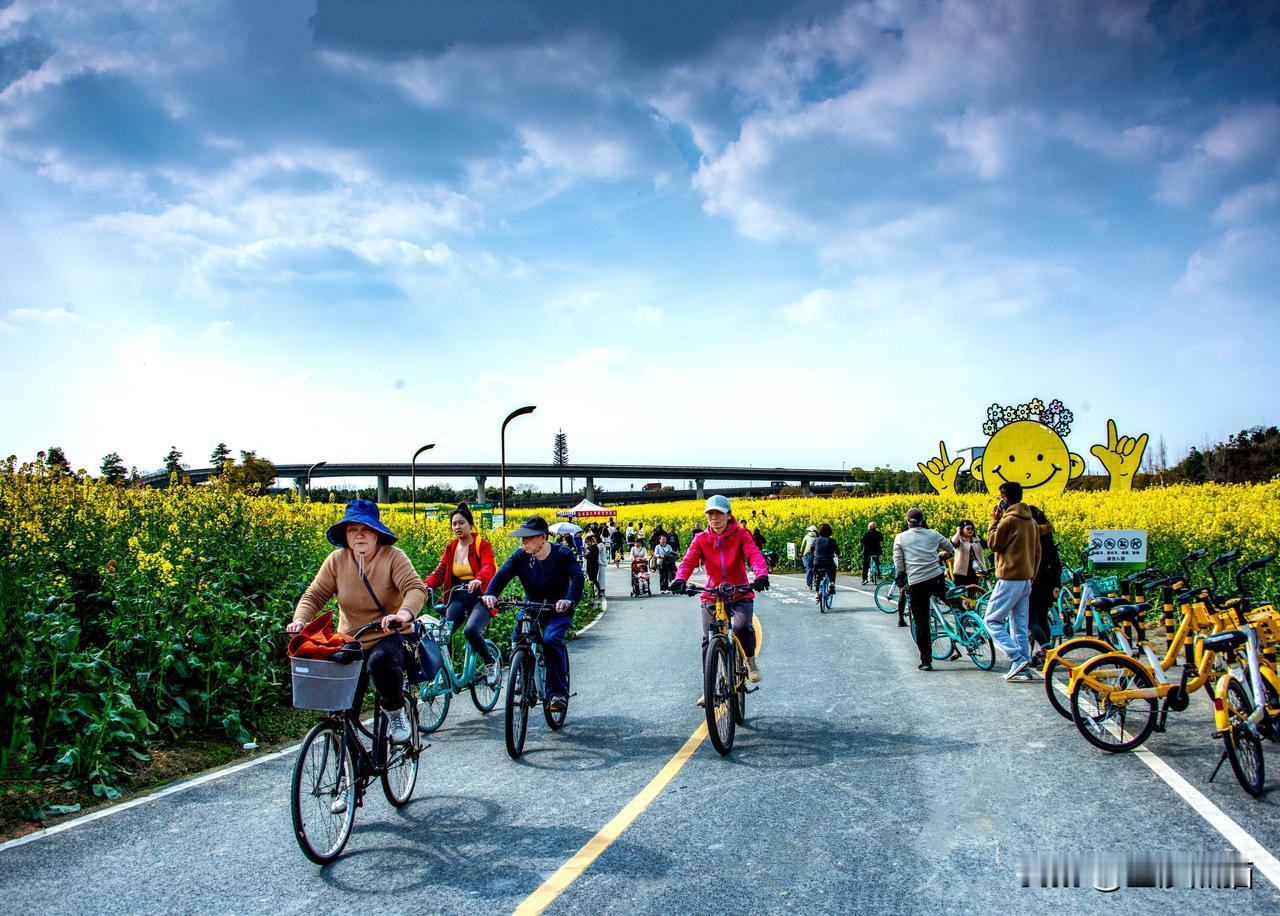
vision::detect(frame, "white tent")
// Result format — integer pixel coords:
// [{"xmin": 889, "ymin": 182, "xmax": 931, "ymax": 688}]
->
[{"xmin": 555, "ymin": 498, "xmax": 617, "ymax": 519}]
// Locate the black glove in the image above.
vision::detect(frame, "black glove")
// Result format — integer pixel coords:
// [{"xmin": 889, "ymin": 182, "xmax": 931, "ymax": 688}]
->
[
  {"xmin": 669, "ymin": 579, "xmax": 687, "ymax": 594},
  {"xmin": 753, "ymin": 575, "xmax": 770, "ymax": 592}
]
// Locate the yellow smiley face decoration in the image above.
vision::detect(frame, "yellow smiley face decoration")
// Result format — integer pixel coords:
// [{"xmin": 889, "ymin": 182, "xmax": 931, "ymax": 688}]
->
[{"xmin": 917, "ymin": 398, "xmax": 1148, "ymax": 497}]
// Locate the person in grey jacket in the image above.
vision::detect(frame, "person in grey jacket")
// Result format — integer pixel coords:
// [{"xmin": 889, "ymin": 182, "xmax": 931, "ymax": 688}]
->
[{"xmin": 892, "ymin": 507, "xmax": 955, "ymax": 671}]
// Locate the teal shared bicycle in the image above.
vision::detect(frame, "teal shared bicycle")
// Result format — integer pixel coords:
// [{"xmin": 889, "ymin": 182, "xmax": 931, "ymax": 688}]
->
[
  {"xmin": 417, "ymin": 586, "xmax": 504, "ymax": 733},
  {"xmin": 909, "ymin": 586, "xmax": 996, "ymax": 670}
]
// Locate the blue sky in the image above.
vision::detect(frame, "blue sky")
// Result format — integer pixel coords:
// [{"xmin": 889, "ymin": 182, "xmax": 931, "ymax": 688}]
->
[{"xmin": 1, "ymin": 0, "xmax": 1278, "ymax": 484}]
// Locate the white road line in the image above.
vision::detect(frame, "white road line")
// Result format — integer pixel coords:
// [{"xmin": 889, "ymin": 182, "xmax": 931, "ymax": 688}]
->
[
  {"xmin": 1049, "ymin": 679, "xmax": 1280, "ymax": 888},
  {"xmin": 0, "ymin": 742, "xmax": 303, "ymax": 853},
  {"xmin": 771, "ymin": 572, "xmax": 875, "ymax": 599}
]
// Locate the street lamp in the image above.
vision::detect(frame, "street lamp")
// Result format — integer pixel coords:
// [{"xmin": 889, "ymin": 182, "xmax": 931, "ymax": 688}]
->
[
  {"xmin": 305, "ymin": 461, "xmax": 327, "ymax": 502},
  {"xmin": 411, "ymin": 443, "xmax": 435, "ymax": 522},
  {"xmin": 501, "ymin": 405, "xmax": 536, "ymax": 521}
]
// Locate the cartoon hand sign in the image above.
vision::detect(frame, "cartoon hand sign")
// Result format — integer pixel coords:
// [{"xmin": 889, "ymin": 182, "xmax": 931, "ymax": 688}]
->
[
  {"xmin": 918, "ymin": 441, "xmax": 964, "ymax": 494},
  {"xmin": 1090, "ymin": 419, "xmax": 1149, "ymax": 492}
]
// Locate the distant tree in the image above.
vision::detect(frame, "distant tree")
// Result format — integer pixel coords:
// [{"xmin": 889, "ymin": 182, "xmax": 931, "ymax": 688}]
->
[
  {"xmin": 220, "ymin": 450, "xmax": 277, "ymax": 493},
  {"xmin": 553, "ymin": 429, "xmax": 568, "ymax": 493},
  {"xmin": 100, "ymin": 452, "xmax": 127, "ymax": 485},
  {"xmin": 163, "ymin": 446, "xmax": 183, "ymax": 475},
  {"xmin": 44, "ymin": 446, "xmax": 72, "ymax": 476},
  {"xmin": 209, "ymin": 442, "xmax": 232, "ymax": 472}
]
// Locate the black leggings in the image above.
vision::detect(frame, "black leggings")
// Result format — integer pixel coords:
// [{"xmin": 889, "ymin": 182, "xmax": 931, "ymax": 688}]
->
[
  {"xmin": 701, "ymin": 598, "xmax": 756, "ymax": 660},
  {"xmin": 444, "ymin": 588, "xmax": 496, "ymax": 664},
  {"xmin": 353, "ymin": 632, "xmax": 409, "ymax": 713}
]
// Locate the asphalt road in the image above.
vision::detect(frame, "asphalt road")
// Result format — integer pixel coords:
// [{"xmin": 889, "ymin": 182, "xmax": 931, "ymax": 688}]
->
[{"xmin": 3, "ymin": 566, "xmax": 1280, "ymax": 914}]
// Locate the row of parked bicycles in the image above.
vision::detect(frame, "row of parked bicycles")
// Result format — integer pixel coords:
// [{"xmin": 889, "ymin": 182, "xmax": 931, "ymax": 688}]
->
[{"xmin": 868, "ymin": 544, "xmax": 1280, "ymax": 798}]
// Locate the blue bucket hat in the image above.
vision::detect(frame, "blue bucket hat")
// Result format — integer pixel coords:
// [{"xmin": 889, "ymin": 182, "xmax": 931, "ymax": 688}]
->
[{"xmin": 327, "ymin": 499, "xmax": 397, "ymax": 548}]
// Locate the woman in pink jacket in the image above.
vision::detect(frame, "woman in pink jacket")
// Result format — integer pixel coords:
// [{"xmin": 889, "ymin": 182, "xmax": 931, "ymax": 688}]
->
[{"xmin": 670, "ymin": 495, "xmax": 770, "ymax": 699}]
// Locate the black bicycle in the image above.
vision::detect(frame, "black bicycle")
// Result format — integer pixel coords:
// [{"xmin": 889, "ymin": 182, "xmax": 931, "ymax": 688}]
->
[
  {"xmin": 288, "ymin": 620, "xmax": 426, "ymax": 864},
  {"xmin": 497, "ymin": 600, "xmax": 573, "ymax": 759}
]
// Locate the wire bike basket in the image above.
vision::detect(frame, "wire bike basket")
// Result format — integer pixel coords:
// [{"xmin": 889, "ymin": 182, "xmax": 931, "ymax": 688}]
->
[{"xmin": 290, "ymin": 655, "xmax": 363, "ymax": 711}]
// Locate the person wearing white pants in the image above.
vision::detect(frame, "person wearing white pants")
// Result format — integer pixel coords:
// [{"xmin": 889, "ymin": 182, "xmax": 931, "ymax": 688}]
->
[{"xmin": 983, "ymin": 481, "xmax": 1042, "ymax": 681}]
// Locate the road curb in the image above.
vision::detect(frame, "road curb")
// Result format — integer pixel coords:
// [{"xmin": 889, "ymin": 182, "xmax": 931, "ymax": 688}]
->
[{"xmin": 574, "ymin": 594, "xmax": 609, "ymax": 637}]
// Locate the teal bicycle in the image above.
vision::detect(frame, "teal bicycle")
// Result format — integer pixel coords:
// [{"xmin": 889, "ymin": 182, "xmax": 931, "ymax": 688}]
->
[
  {"xmin": 417, "ymin": 586, "xmax": 504, "ymax": 733},
  {"xmin": 909, "ymin": 586, "xmax": 996, "ymax": 670},
  {"xmin": 873, "ymin": 560, "xmax": 901, "ymax": 613},
  {"xmin": 815, "ymin": 567, "xmax": 836, "ymax": 613}
]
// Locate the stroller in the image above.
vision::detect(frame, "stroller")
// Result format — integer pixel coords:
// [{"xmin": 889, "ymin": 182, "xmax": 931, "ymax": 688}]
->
[{"xmin": 630, "ymin": 558, "xmax": 653, "ymax": 597}]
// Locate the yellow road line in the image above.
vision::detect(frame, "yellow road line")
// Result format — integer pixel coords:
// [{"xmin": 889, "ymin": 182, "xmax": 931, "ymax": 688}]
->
[{"xmin": 513, "ymin": 722, "xmax": 708, "ymax": 915}]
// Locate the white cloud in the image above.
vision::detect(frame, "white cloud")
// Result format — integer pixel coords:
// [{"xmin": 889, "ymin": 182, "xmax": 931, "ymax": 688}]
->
[
  {"xmin": 1212, "ymin": 178, "xmax": 1280, "ymax": 225},
  {"xmin": 939, "ymin": 109, "xmax": 1043, "ymax": 180},
  {"xmin": 1175, "ymin": 224, "xmax": 1279, "ymax": 303},
  {"xmin": 205, "ymin": 319, "xmax": 233, "ymax": 337},
  {"xmin": 6, "ymin": 306, "xmax": 89, "ymax": 327},
  {"xmin": 1157, "ymin": 104, "xmax": 1280, "ymax": 205},
  {"xmin": 630, "ymin": 305, "xmax": 663, "ymax": 326},
  {"xmin": 781, "ymin": 288, "xmax": 838, "ymax": 324}
]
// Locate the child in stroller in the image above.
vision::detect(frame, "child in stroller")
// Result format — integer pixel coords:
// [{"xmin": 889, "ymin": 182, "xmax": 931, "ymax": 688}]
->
[{"xmin": 629, "ymin": 539, "xmax": 652, "ymax": 597}]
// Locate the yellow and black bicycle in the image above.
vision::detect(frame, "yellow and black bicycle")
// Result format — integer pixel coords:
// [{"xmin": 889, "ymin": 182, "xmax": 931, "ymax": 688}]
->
[{"xmin": 683, "ymin": 583, "xmax": 761, "ymax": 755}]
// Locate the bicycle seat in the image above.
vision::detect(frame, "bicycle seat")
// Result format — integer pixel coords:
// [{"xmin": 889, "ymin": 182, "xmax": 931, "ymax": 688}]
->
[
  {"xmin": 945, "ymin": 586, "xmax": 969, "ymax": 601},
  {"xmin": 1090, "ymin": 597, "xmax": 1129, "ymax": 611},
  {"xmin": 1108, "ymin": 604, "xmax": 1149, "ymax": 624},
  {"xmin": 1202, "ymin": 630, "xmax": 1247, "ymax": 652}
]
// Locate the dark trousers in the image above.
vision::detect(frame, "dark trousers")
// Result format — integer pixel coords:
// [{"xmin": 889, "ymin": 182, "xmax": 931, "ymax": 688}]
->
[
  {"xmin": 658, "ymin": 558, "xmax": 675, "ymax": 591},
  {"xmin": 444, "ymin": 588, "xmax": 495, "ymax": 664},
  {"xmin": 586, "ymin": 561, "xmax": 602, "ymax": 596},
  {"xmin": 353, "ymin": 632, "xmax": 411, "ymax": 713},
  {"xmin": 536, "ymin": 612, "xmax": 573, "ymax": 700},
  {"xmin": 813, "ymin": 562, "xmax": 837, "ymax": 592},
  {"xmin": 908, "ymin": 575, "xmax": 949, "ymax": 666},
  {"xmin": 862, "ymin": 551, "xmax": 880, "ymax": 580},
  {"xmin": 1028, "ymin": 582, "xmax": 1055, "ymax": 650},
  {"xmin": 701, "ymin": 598, "xmax": 756, "ymax": 659}
]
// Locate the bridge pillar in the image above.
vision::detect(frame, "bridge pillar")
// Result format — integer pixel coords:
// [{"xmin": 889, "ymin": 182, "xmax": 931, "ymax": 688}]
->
[
  {"xmin": 695, "ymin": 478, "xmax": 705, "ymax": 500},
  {"xmin": 801, "ymin": 479, "xmax": 811, "ymax": 497},
  {"xmin": 294, "ymin": 477, "xmax": 306, "ymax": 499},
  {"xmin": 377, "ymin": 475, "xmax": 389, "ymax": 504},
  {"xmin": 475, "ymin": 475, "xmax": 487, "ymax": 502},
  {"xmin": 585, "ymin": 476, "xmax": 596, "ymax": 501}
]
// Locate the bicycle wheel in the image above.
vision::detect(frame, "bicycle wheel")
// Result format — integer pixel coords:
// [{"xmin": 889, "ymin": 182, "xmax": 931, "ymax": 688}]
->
[
  {"xmin": 1070, "ymin": 654, "xmax": 1158, "ymax": 753},
  {"xmin": 704, "ymin": 637, "xmax": 736, "ymax": 755},
  {"xmin": 505, "ymin": 648, "xmax": 532, "ymax": 759},
  {"xmin": 469, "ymin": 642, "xmax": 503, "ymax": 713},
  {"xmin": 381, "ymin": 694, "xmax": 419, "ymax": 808},
  {"xmin": 817, "ymin": 574, "xmax": 828, "ymax": 613},
  {"xmin": 911, "ymin": 601, "xmax": 954, "ymax": 660},
  {"xmin": 1043, "ymin": 637, "xmax": 1113, "ymax": 720},
  {"xmin": 875, "ymin": 579, "xmax": 900, "ymax": 613},
  {"xmin": 957, "ymin": 612, "xmax": 995, "ymax": 671},
  {"xmin": 544, "ymin": 651, "xmax": 569, "ymax": 730},
  {"xmin": 417, "ymin": 670, "xmax": 452, "ymax": 734},
  {"xmin": 1221, "ymin": 676, "xmax": 1265, "ymax": 796},
  {"xmin": 290, "ymin": 720, "xmax": 356, "ymax": 864}
]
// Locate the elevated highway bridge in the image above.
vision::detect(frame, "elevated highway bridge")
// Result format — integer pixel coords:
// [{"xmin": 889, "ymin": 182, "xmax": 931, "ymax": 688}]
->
[{"xmin": 146, "ymin": 462, "xmax": 855, "ymax": 503}]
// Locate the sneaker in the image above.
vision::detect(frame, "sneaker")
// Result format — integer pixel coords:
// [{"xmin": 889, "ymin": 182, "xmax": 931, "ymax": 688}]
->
[
  {"xmin": 744, "ymin": 656, "xmax": 762, "ymax": 683},
  {"xmin": 548, "ymin": 696, "xmax": 567, "ymax": 714},
  {"xmin": 484, "ymin": 659, "xmax": 500, "ymax": 687},
  {"xmin": 695, "ymin": 694, "xmax": 705, "ymax": 708},
  {"xmin": 387, "ymin": 708, "xmax": 411, "ymax": 743},
  {"xmin": 917, "ymin": 663, "xmax": 933, "ymax": 671},
  {"xmin": 1002, "ymin": 659, "xmax": 1030, "ymax": 681},
  {"xmin": 897, "ymin": 619, "xmax": 908, "ymax": 627},
  {"xmin": 329, "ymin": 779, "xmax": 349, "ymax": 814},
  {"xmin": 1030, "ymin": 650, "xmax": 1046, "ymax": 669},
  {"xmin": 1014, "ymin": 669, "xmax": 1038, "ymax": 682}
]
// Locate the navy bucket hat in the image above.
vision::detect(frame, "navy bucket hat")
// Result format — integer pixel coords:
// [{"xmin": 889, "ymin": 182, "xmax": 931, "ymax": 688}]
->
[{"xmin": 326, "ymin": 499, "xmax": 398, "ymax": 548}]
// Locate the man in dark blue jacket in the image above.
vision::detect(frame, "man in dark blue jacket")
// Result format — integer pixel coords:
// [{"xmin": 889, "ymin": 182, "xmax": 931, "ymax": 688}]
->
[{"xmin": 483, "ymin": 516, "xmax": 584, "ymax": 713}]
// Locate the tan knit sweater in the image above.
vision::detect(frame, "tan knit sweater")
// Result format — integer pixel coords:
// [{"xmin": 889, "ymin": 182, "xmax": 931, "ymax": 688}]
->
[{"xmin": 292, "ymin": 543, "xmax": 427, "ymax": 647}]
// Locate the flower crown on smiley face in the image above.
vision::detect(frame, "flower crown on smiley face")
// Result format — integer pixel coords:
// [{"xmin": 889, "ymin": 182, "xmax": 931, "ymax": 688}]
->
[{"xmin": 982, "ymin": 397, "xmax": 1074, "ymax": 438}]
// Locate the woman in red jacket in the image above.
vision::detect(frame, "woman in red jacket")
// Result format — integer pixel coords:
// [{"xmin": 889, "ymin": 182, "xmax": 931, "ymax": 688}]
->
[{"xmin": 423, "ymin": 504, "xmax": 500, "ymax": 684}]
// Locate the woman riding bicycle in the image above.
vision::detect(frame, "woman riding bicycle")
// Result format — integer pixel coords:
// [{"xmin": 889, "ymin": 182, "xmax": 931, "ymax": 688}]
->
[
  {"xmin": 287, "ymin": 500, "xmax": 430, "ymax": 744},
  {"xmin": 670, "ymin": 495, "xmax": 770, "ymax": 701},
  {"xmin": 806, "ymin": 523, "xmax": 839, "ymax": 598},
  {"xmin": 423, "ymin": 503, "xmax": 500, "ymax": 686},
  {"xmin": 482, "ymin": 516, "xmax": 584, "ymax": 715}
]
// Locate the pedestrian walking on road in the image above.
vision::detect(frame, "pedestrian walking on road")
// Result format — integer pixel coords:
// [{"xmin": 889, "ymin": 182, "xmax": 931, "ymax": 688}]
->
[
  {"xmin": 860, "ymin": 522, "xmax": 883, "ymax": 584},
  {"xmin": 654, "ymin": 535, "xmax": 676, "ymax": 591},
  {"xmin": 950, "ymin": 520, "xmax": 988, "ymax": 589},
  {"xmin": 801, "ymin": 525, "xmax": 818, "ymax": 590},
  {"xmin": 610, "ymin": 525, "xmax": 624, "ymax": 566},
  {"xmin": 892, "ymin": 508, "xmax": 955, "ymax": 671},
  {"xmin": 584, "ymin": 533, "xmax": 604, "ymax": 598},
  {"xmin": 1027, "ymin": 505, "xmax": 1062, "ymax": 667},
  {"xmin": 983, "ymin": 482, "xmax": 1042, "ymax": 682}
]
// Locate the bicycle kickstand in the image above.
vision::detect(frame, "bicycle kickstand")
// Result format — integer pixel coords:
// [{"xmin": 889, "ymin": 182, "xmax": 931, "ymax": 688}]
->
[{"xmin": 1207, "ymin": 747, "xmax": 1230, "ymax": 784}]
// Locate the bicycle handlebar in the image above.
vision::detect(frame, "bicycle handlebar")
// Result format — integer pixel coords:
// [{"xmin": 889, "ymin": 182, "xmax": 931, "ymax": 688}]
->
[{"xmin": 679, "ymin": 583, "xmax": 757, "ymax": 599}]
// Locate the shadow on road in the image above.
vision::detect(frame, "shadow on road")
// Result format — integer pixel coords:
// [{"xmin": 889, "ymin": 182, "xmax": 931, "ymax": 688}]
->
[
  {"xmin": 717, "ymin": 715, "xmax": 977, "ymax": 771},
  {"xmin": 515, "ymin": 715, "xmax": 691, "ymax": 773}
]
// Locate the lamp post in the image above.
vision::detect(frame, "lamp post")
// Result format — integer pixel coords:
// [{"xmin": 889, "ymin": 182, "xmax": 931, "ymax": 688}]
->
[
  {"xmin": 501, "ymin": 405, "xmax": 536, "ymax": 520},
  {"xmin": 305, "ymin": 461, "xmax": 327, "ymax": 502},
  {"xmin": 411, "ymin": 443, "xmax": 435, "ymax": 522}
]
